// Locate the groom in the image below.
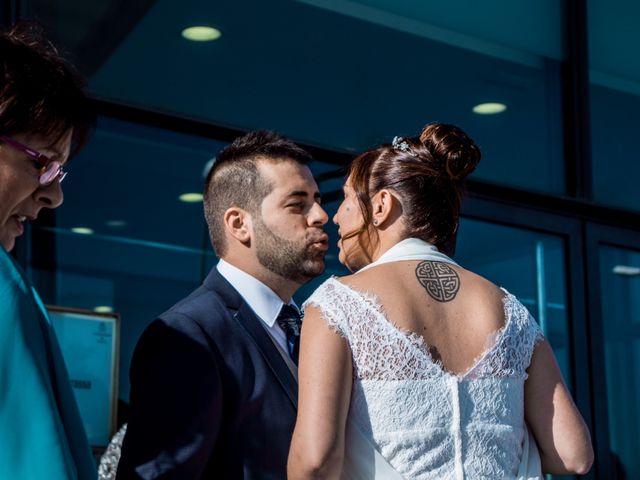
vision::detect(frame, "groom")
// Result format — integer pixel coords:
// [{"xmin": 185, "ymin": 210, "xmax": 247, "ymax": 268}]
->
[{"xmin": 116, "ymin": 131, "xmax": 329, "ymax": 479}]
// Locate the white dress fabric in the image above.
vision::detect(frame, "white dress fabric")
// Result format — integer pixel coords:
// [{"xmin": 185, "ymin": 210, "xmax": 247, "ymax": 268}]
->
[{"xmin": 304, "ymin": 276, "xmax": 543, "ymax": 480}]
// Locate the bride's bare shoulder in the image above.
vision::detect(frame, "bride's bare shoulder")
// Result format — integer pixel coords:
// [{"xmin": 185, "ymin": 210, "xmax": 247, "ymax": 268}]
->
[
  {"xmin": 458, "ymin": 268, "xmax": 506, "ymax": 302},
  {"xmin": 335, "ymin": 263, "xmax": 406, "ymax": 293},
  {"xmin": 339, "ymin": 262, "xmax": 506, "ymax": 306}
]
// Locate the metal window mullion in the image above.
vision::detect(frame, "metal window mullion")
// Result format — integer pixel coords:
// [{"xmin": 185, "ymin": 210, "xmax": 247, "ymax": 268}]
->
[{"xmin": 564, "ymin": 0, "xmax": 593, "ymax": 200}]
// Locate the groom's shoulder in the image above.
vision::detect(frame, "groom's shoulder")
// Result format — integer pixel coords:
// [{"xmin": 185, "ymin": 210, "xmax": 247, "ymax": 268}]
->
[{"xmin": 155, "ymin": 280, "xmax": 237, "ymax": 335}]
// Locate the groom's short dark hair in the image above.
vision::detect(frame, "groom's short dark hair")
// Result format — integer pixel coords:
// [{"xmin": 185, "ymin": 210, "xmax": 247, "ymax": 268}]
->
[{"xmin": 204, "ymin": 130, "xmax": 313, "ymax": 256}]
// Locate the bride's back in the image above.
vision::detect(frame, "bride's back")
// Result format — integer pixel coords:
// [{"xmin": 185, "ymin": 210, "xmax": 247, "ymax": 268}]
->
[
  {"xmin": 304, "ymin": 261, "xmax": 542, "ymax": 478},
  {"xmin": 342, "ymin": 261, "xmax": 506, "ymax": 376},
  {"xmin": 291, "ymin": 122, "xmax": 592, "ymax": 480}
]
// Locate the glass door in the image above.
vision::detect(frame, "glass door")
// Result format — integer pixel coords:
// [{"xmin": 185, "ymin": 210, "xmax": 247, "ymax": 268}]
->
[
  {"xmin": 461, "ymin": 198, "xmax": 592, "ymax": 480},
  {"xmin": 587, "ymin": 224, "xmax": 640, "ymax": 479},
  {"xmin": 456, "ymin": 218, "xmax": 572, "ymax": 383}
]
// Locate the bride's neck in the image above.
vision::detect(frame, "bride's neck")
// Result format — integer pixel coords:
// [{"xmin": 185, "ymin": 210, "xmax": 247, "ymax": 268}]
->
[{"xmin": 368, "ymin": 227, "xmax": 408, "ymax": 263}]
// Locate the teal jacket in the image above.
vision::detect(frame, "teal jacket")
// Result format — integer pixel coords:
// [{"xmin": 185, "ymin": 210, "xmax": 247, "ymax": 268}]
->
[{"xmin": 0, "ymin": 247, "xmax": 97, "ymax": 479}]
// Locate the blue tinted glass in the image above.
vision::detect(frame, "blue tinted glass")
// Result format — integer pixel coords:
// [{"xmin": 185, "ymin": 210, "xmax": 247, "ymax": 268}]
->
[
  {"xmin": 599, "ymin": 245, "xmax": 640, "ymax": 478},
  {"xmin": 58, "ymin": 117, "xmax": 222, "ymax": 249},
  {"xmin": 589, "ymin": 0, "xmax": 640, "ymax": 211},
  {"xmin": 31, "ymin": 233, "xmax": 209, "ymax": 402},
  {"xmin": 455, "ymin": 219, "xmax": 578, "ymax": 478},
  {"xmin": 32, "ymin": 0, "xmax": 565, "ymax": 194},
  {"xmin": 455, "ymin": 219, "xmax": 572, "ymax": 384}
]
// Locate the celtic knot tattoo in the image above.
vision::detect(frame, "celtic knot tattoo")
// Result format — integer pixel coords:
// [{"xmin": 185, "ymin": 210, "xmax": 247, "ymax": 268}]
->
[{"xmin": 415, "ymin": 261, "xmax": 460, "ymax": 302}]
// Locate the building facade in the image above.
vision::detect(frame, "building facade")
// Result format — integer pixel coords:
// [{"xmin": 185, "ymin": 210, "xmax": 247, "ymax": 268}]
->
[{"xmin": 3, "ymin": 1, "xmax": 639, "ymax": 478}]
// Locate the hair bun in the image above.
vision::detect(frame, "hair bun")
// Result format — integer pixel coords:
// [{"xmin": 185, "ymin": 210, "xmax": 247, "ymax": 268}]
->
[{"xmin": 418, "ymin": 123, "xmax": 480, "ymax": 181}]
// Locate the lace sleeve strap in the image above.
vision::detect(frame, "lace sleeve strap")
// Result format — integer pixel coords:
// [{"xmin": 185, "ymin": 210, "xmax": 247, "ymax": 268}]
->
[
  {"xmin": 302, "ymin": 277, "xmax": 350, "ymax": 338},
  {"xmin": 529, "ymin": 313, "xmax": 545, "ymax": 346},
  {"xmin": 501, "ymin": 291, "xmax": 547, "ymax": 377}
]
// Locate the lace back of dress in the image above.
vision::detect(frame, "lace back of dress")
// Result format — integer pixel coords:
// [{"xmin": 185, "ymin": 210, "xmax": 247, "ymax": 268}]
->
[{"xmin": 304, "ymin": 278, "xmax": 543, "ymax": 381}]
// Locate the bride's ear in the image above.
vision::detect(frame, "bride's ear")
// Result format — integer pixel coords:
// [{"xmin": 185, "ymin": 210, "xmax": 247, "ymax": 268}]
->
[{"xmin": 371, "ymin": 189, "xmax": 400, "ymax": 228}]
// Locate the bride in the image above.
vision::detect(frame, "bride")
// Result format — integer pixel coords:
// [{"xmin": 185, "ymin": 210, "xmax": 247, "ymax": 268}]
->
[{"xmin": 287, "ymin": 123, "xmax": 593, "ymax": 479}]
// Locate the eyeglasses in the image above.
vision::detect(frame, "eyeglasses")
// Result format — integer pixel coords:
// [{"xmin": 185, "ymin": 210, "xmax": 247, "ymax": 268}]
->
[{"xmin": 0, "ymin": 135, "xmax": 67, "ymax": 185}]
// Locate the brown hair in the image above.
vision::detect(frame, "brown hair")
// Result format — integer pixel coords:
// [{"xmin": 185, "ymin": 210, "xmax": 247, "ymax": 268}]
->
[
  {"xmin": 0, "ymin": 21, "xmax": 93, "ymax": 155},
  {"xmin": 347, "ymin": 122, "xmax": 480, "ymax": 256},
  {"xmin": 203, "ymin": 130, "xmax": 313, "ymax": 256}
]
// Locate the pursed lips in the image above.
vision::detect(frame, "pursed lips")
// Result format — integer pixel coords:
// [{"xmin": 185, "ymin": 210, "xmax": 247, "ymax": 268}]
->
[{"xmin": 309, "ymin": 233, "xmax": 329, "ymax": 250}]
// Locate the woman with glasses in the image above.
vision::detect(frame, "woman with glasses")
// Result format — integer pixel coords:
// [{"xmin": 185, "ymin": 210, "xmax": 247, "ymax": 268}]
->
[{"xmin": 0, "ymin": 22, "xmax": 96, "ymax": 479}]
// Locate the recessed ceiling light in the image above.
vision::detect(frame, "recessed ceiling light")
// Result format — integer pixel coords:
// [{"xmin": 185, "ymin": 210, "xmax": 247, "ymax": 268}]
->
[
  {"xmin": 181, "ymin": 26, "xmax": 222, "ymax": 42},
  {"xmin": 94, "ymin": 305, "xmax": 114, "ymax": 313},
  {"xmin": 179, "ymin": 192, "xmax": 204, "ymax": 203},
  {"xmin": 612, "ymin": 265, "xmax": 640, "ymax": 276},
  {"xmin": 105, "ymin": 220, "xmax": 126, "ymax": 228},
  {"xmin": 71, "ymin": 227, "xmax": 94, "ymax": 235},
  {"xmin": 472, "ymin": 102, "xmax": 507, "ymax": 115}
]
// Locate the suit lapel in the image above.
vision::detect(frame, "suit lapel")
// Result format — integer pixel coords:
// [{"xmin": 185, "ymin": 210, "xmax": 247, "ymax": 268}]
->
[
  {"xmin": 204, "ymin": 269, "xmax": 298, "ymax": 409},
  {"xmin": 234, "ymin": 303, "xmax": 298, "ymax": 408}
]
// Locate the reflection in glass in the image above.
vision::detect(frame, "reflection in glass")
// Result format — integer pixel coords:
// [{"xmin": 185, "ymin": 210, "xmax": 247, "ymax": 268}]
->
[
  {"xmin": 599, "ymin": 245, "xmax": 640, "ymax": 479},
  {"xmin": 589, "ymin": 0, "xmax": 640, "ymax": 212},
  {"xmin": 455, "ymin": 219, "xmax": 572, "ymax": 384},
  {"xmin": 32, "ymin": 0, "xmax": 565, "ymax": 194}
]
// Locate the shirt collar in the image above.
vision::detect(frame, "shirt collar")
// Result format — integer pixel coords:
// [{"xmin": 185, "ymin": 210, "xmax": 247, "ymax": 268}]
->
[{"xmin": 216, "ymin": 259, "xmax": 298, "ymax": 327}]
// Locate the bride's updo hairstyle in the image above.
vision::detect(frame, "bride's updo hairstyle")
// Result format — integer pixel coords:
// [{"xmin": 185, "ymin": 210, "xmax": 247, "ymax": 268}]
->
[{"xmin": 348, "ymin": 122, "xmax": 480, "ymax": 253}]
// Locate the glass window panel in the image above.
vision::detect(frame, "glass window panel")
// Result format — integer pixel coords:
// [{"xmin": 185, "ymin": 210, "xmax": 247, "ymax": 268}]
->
[
  {"xmin": 30, "ymin": 233, "xmax": 206, "ymax": 402},
  {"xmin": 455, "ymin": 219, "xmax": 572, "ymax": 384},
  {"xmin": 588, "ymin": 0, "xmax": 640, "ymax": 211},
  {"xmin": 30, "ymin": 0, "xmax": 566, "ymax": 194},
  {"xmin": 598, "ymin": 245, "xmax": 640, "ymax": 478},
  {"xmin": 58, "ymin": 117, "xmax": 222, "ymax": 249}
]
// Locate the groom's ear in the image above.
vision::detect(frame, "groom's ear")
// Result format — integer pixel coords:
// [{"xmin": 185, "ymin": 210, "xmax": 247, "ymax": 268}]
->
[
  {"xmin": 371, "ymin": 189, "xmax": 400, "ymax": 228},
  {"xmin": 223, "ymin": 207, "xmax": 253, "ymax": 246}
]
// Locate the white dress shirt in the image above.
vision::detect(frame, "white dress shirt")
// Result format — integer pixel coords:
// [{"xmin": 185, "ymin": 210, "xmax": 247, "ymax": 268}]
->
[{"xmin": 217, "ymin": 259, "xmax": 298, "ymax": 354}]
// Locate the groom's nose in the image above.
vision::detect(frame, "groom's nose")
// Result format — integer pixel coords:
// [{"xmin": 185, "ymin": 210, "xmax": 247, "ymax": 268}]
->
[{"xmin": 309, "ymin": 202, "xmax": 329, "ymax": 227}]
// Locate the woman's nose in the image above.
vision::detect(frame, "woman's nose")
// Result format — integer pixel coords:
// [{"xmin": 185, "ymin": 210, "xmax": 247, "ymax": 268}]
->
[{"xmin": 35, "ymin": 180, "xmax": 64, "ymax": 209}]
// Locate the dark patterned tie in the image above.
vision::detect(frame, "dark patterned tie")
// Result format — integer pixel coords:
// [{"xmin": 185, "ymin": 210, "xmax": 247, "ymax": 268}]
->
[{"xmin": 276, "ymin": 304, "xmax": 302, "ymax": 365}]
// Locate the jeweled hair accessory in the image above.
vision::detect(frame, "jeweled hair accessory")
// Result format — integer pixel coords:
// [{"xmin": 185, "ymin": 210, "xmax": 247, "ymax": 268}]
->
[{"xmin": 392, "ymin": 136, "xmax": 411, "ymax": 152}]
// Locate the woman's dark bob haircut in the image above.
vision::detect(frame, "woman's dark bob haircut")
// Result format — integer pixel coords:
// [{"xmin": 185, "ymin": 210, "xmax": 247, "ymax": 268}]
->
[{"xmin": 0, "ymin": 21, "xmax": 94, "ymax": 156}]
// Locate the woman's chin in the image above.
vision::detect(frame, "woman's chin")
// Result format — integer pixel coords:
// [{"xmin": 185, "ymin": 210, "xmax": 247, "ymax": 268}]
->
[
  {"xmin": 0, "ymin": 236, "xmax": 14, "ymax": 253},
  {"xmin": 337, "ymin": 250, "xmax": 348, "ymax": 268},
  {"xmin": 339, "ymin": 252, "xmax": 366, "ymax": 273},
  {"xmin": 337, "ymin": 249, "xmax": 356, "ymax": 272}
]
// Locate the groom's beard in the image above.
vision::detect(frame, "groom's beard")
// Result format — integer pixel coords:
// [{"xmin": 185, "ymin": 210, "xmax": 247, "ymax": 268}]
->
[{"xmin": 253, "ymin": 216, "xmax": 326, "ymax": 284}]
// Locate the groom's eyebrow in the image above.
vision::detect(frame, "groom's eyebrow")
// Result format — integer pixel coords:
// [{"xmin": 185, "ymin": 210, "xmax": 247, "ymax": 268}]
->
[{"xmin": 286, "ymin": 190, "xmax": 322, "ymax": 202}]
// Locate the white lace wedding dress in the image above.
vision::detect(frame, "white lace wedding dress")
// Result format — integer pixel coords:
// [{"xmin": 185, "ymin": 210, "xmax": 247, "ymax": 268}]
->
[{"xmin": 304, "ymin": 277, "xmax": 543, "ymax": 480}]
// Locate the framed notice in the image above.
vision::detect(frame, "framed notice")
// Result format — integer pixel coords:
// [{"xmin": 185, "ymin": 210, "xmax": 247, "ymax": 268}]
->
[{"xmin": 47, "ymin": 306, "xmax": 120, "ymax": 448}]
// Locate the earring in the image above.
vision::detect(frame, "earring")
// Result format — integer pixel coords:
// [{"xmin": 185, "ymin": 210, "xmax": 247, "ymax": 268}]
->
[{"xmin": 373, "ymin": 219, "xmax": 379, "ymax": 226}]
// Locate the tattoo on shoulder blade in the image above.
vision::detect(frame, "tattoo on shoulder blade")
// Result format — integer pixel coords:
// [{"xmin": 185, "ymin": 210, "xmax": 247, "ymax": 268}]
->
[{"xmin": 415, "ymin": 261, "xmax": 460, "ymax": 302}]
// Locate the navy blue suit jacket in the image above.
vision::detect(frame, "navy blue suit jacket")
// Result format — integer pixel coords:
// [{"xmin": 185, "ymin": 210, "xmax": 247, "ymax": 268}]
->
[{"xmin": 116, "ymin": 268, "xmax": 298, "ymax": 479}]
